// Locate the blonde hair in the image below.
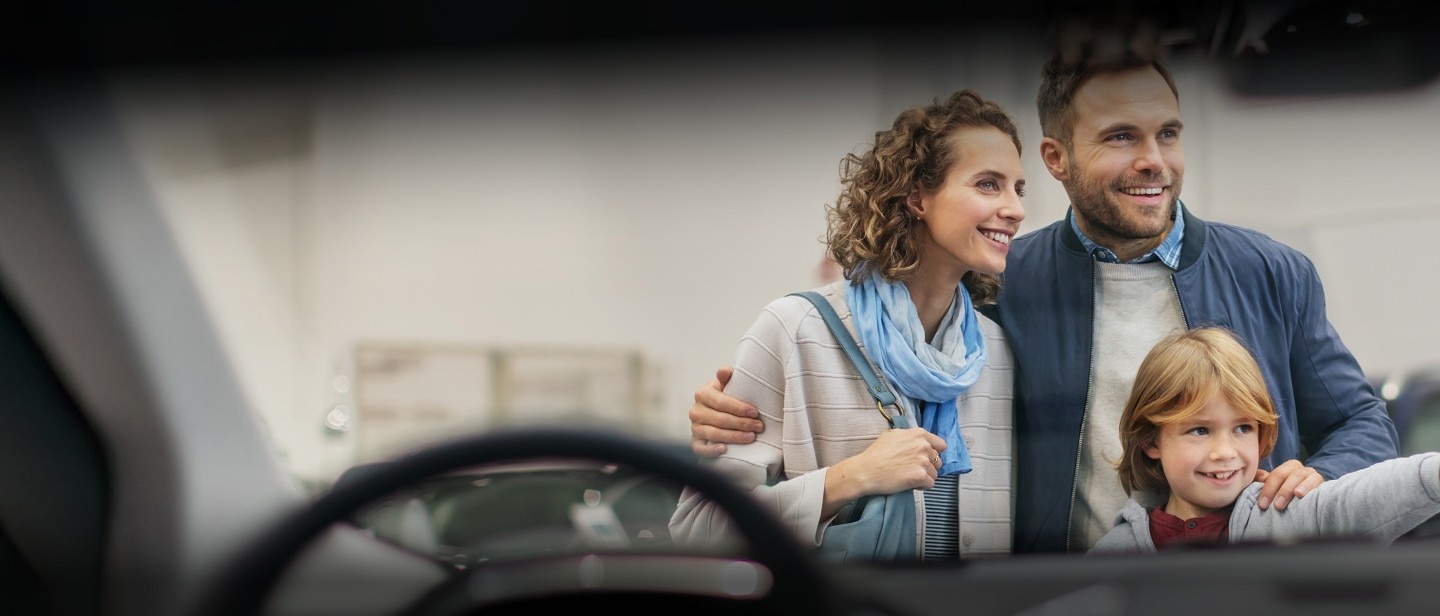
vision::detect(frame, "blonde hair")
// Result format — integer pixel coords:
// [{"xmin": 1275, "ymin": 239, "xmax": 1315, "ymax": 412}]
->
[{"xmin": 1115, "ymin": 327, "xmax": 1280, "ymax": 496}]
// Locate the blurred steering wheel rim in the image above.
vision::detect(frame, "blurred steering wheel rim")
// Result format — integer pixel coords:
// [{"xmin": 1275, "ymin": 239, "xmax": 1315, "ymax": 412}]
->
[{"xmin": 198, "ymin": 424, "xmax": 839, "ymax": 616}]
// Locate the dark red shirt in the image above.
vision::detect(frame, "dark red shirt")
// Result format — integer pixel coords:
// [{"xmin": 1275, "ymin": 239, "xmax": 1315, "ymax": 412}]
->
[{"xmin": 1149, "ymin": 505, "xmax": 1235, "ymax": 550}]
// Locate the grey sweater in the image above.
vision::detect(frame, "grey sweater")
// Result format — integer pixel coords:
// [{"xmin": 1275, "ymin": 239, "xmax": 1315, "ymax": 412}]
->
[{"xmin": 1090, "ymin": 453, "xmax": 1440, "ymax": 553}]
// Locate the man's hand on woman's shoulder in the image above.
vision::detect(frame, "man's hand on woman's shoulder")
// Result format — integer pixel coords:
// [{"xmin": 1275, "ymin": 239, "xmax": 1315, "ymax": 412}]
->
[{"xmin": 689, "ymin": 366, "xmax": 765, "ymax": 458}]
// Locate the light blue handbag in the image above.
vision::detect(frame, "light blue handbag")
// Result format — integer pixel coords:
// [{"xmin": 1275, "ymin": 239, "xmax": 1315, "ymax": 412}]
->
[{"xmin": 789, "ymin": 291, "xmax": 918, "ymax": 563}]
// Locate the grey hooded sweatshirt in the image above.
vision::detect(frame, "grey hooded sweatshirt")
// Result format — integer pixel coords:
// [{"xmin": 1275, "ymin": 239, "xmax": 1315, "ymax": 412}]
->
[{"xmin": 1090, "ymin": 453, "xmax": 1440, "ymax": 553}]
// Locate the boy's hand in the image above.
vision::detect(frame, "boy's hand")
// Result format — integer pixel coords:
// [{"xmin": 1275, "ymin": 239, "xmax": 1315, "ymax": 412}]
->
[
  {"xmin": 688, "ymin": 366, "xmax": 764, "ymax": 458},
  {"xmin": 1254, "ymin": 459, "xmax": 1325, "ymax": 510}
]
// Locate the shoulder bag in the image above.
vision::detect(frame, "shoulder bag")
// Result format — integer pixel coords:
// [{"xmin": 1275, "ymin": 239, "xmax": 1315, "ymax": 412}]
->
[{"xmin": 789, "ymin": 291, "xmax": 918, "ymax": 563}]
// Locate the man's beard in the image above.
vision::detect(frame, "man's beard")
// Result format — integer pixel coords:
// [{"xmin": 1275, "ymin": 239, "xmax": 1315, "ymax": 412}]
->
[{"xmin": 1065, "ymin": 163, "xmax": 1180, "ymax": 242}]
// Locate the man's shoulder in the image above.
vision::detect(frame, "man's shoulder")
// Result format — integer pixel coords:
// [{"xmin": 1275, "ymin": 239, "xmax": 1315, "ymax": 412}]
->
[
  {"xmin": 1010, "ymin": 218, "xmax": 1065, "ymax": 249},
  {"xmin": 993, "ymin": 220, "xmax": 1069, "ymax": 309},
  {"xmin": 1201, "ymin": 220, "xmax": 1294, "ymax": 251},
  {"xmin": 1195, "ymin": 220, "xmax": 1313, "ymax": 269},
  {"xmin": 1006, "ymin": 219, "xmax": 1067, "ymax": 269}
]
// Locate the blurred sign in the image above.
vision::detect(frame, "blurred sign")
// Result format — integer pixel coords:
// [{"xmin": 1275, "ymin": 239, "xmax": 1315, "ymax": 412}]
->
[{"xmin": 353, "ymin": 342, "xmax": 648, "ymax": 461}]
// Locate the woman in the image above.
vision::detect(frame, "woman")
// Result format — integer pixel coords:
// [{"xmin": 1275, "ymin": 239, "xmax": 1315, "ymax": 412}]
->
[{"xmin": 669, "ymin": 90, "xmax": 1025, "ymax": 560}]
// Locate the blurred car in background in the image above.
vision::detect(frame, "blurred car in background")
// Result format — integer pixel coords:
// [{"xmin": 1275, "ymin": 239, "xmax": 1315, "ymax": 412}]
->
[
  {"xmin": 1371, "ymin": 366, "xmax": 1440, "ymax": 456},
  {"xmin": 1370, "ymin": 366, "xmax": 1440, "ymax": 538},
  {"xmin": 342, "ymin": 456, "xmax": 688, "ymax": 567}
]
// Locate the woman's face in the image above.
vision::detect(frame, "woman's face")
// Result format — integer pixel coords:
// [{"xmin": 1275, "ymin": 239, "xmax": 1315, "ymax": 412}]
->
[{"xmin": 909, "ymin": 126, "xmax": 1026, "ymax": 277}]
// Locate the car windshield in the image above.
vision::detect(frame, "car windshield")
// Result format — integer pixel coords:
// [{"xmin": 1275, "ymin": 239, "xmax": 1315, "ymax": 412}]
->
[
  {"xmin": 113, "ymin": 5, "xmax": 1440, "ymax": 535},
  {"xmin": 7, "ymin": 2, "xmax": 1440, "ymax": 614}
]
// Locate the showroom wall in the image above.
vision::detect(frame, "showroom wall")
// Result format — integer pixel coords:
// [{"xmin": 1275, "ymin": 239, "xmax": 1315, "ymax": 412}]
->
[{"xmin": 109, "ymin": 25, "xmax": 1440, "ymax": 484}]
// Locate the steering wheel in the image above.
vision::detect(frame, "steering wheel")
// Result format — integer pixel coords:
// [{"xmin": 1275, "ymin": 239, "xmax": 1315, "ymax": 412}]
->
[{"xmin": 198, "ymin": 425, "xmax": 840, "ymax": 616}]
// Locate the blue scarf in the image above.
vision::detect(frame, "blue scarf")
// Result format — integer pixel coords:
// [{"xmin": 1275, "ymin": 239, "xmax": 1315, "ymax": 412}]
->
[{"xmin": 846, "ymin": 271, "xmax": 987, "ymax": 475}]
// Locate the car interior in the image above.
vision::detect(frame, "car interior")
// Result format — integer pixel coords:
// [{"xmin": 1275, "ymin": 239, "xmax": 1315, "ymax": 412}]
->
[{"xmin": 3, "ymin": 1, "xmax": 1440, "ymax": 615}]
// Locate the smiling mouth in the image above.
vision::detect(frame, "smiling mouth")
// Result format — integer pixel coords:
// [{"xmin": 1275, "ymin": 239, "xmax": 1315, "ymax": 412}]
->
[
  {"xmin": 1121, "ymin": 186, "xmax": 1165, "ymax": 196},
  {"xmin": 1202, "ymin": 470, "xmax": 1238, "ymax": 480},
  {"xmin": 981, "ymin": 230, "xmax": 1012, "ymax": 245}
]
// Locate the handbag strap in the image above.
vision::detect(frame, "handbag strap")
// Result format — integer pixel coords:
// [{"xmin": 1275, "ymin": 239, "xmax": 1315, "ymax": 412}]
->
[{"xmin": 789, "ymin": 291, "xmax": 912, "ymax": 429}]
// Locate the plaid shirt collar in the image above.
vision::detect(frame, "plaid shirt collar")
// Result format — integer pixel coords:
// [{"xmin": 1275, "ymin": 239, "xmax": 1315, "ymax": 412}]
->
[{"xmin": 1069, "ymin": 200, "xmax": 1186, "ymax": 270}]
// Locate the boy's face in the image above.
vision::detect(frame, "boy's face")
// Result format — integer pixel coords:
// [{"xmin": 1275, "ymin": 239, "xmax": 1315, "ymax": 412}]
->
[{"xmin": 1144, "ymin": 393, "xmax": 1261, "ymax": 520}]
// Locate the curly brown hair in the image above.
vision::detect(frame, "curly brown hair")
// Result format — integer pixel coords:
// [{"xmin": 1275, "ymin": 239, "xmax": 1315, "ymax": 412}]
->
[{"xmin": 825, "ymin": 89, "xmax": 1021, "ymax": 306}]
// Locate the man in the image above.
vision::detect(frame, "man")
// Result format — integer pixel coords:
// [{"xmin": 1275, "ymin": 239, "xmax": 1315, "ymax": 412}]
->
[{"xmin": 686, "ymin": 50, "xmax": 1400, "ymax": 553}]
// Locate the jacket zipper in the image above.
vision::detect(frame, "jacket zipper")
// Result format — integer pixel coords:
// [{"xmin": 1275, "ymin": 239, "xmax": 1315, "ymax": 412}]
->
[
  {"xmin": 1064, "ymin": 262, "xmax": 1098, "ymax": 551},
  {"xmin": 1170, "ymin": 274, "xmax": 1189, "ymax": 329}
]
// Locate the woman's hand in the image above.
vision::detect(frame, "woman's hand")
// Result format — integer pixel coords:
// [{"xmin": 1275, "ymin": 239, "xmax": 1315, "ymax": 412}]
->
[{"xmin": 822, "ymin": 428, "xmax": 946, "ymax": 519}]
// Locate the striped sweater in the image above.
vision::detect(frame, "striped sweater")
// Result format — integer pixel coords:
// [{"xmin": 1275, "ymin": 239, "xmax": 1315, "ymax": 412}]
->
[{"xmin": 669, "ymin": 280, "xmax": 1015, "ymax": 557}]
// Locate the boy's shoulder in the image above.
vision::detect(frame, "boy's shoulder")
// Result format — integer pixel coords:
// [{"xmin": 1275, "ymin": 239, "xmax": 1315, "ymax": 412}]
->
[
  {"xmin": 1087, "ymin": 498, "xmax": 1154, "ymax": 554},
  {"xmin": 1235, "ymin": 482, "xmax": 1266, "ymax": 508}
]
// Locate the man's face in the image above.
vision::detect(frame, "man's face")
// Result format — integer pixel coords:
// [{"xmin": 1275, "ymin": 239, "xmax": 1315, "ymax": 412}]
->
[{"xmin": 1043, "ymin": 66, "xmax": 1185, "ymax": 250}]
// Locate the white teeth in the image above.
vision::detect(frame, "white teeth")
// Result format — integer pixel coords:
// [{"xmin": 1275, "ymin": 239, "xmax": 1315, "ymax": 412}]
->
[
  {"xmin": 1205, "ymin": 470, "xmax": 1235, "ymax": 480},
  {"xmin": 982, "ymin": 231, "xmax": 1011, "ymax": 245},
  {"xmin": 1123, "ymin": 187, "xmax": 1164, "ymax": 196}
]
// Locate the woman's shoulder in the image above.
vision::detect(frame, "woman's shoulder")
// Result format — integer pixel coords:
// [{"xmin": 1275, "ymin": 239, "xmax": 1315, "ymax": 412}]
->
[
  {"xmin": 974, "ymin": 310, "xmax": 1013, "ymax": 364},
  {"xmin": 760, "ymin": 280, "xmax": 848, "ymax": 317},
  {"xmin": 748, "ymin": 280, "xmax": 849, "ymax": 337},
  {"xmin": 975, "ymin": 310, "xmax": 1005, "ymax": 338}
]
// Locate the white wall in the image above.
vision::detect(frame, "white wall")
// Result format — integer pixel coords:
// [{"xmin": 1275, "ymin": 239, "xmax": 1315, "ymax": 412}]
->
[{"xmin": 107, "ymin": 29, "xmax": 1440, "ymax": 483}]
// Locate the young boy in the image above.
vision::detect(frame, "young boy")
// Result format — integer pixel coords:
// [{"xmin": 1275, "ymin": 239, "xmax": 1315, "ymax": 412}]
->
[{"xmin": 1091, "ymin": 326, "xmax": 1440, "ymax": 553}]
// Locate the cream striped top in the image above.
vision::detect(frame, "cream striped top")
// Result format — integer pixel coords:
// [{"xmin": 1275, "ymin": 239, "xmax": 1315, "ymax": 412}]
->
[{"xmin": 669, "ymin": 280, "xmax": 1015, "ymax": 558}]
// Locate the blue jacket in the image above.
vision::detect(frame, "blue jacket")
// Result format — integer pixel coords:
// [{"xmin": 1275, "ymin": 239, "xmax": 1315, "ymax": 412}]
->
[{"xmin": 982, "ymin": 205, "xmax": 1400, "ymax": 553}]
